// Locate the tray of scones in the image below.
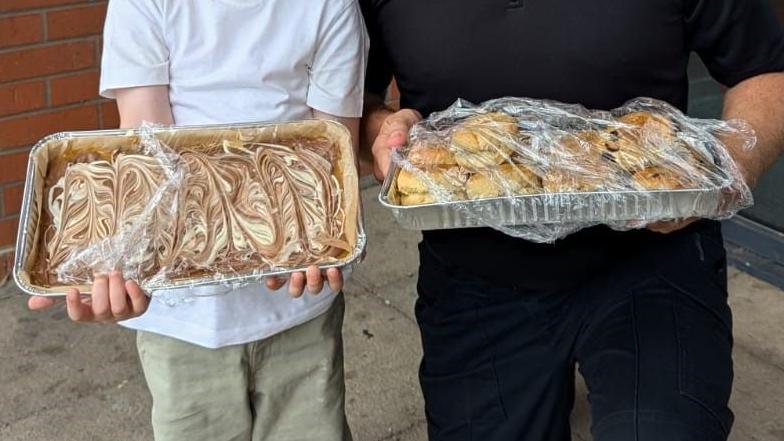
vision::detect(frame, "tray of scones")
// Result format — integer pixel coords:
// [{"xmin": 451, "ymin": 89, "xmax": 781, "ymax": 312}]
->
[
  {"xmin": 379, "ymin": 97, "xmax": 754, "ymax": 242},
  {"xmin": 14, "ymin": 120, "xmax": 365, "ymax": 296}
]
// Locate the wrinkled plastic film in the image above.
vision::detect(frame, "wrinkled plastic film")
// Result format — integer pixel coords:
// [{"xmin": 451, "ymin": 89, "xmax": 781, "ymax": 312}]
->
[
  {"xmin": 53, "ymin": 124, "xmax": 184, "ymax": 289},
  {"xmin": 389, "ymin": 97, "xmax": 755, "ymax": 243}
]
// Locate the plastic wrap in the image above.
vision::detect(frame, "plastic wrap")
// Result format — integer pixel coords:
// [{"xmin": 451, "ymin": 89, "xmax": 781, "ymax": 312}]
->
[
  {"xmin": 382, "ymin": 97, "xmax": 755, "ymax": 243},
  {"xmin": 52, "ymin": 124, "xmax": 184, "ymax": 288},
  {"xmin": 14, "ymin": 120, "xmax": 364, "ymax": 297}
]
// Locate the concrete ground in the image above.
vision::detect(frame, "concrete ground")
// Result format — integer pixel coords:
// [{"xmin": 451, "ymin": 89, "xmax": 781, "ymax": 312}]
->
[{"xmin": 1, "ymin": 184, "xmax": 783, "ymax": 441}]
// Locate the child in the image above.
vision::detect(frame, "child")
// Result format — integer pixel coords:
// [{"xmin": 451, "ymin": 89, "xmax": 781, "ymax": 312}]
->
[{"xmin": 28, "ymin": 0, "xmax": 368, "ymax": 440}]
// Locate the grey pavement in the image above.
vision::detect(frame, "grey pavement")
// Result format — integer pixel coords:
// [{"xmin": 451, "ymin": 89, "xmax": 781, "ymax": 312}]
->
[{"xmin": 1, "ymin": 184, "xmax": 783, "ymax": 441}]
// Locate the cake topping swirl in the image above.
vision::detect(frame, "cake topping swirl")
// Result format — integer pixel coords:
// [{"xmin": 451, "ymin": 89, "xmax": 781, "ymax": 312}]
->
[{"xmin": 44, "ymin": 138, "xmax": 349, "ymax": 285}]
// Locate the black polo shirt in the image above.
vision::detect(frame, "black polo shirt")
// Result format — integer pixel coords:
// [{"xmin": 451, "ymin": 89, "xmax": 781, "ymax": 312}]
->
[{"xmin": 362, "ymin": 0, "xmax": 784, "ymax": 289}]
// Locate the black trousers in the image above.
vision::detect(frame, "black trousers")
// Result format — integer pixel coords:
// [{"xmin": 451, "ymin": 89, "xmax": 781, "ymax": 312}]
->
[{"xmin": 415, "ymin": 227, "xmax": 734, "ymax": 441}]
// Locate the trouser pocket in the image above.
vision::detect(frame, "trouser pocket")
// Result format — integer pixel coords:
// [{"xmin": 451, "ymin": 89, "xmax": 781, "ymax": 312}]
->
[{"xmin": 420, "ymin": 365, "xmax": 506, "ymax": 440}]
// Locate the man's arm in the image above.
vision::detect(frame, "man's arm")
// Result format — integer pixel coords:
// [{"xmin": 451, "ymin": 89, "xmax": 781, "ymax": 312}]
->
[
  {"xmin": 648, "ymin": 72, "xmax": 784, "ymax": 234},
  {"xmin": 722, "ymin": 72, "xmax": 784, "ymax": 188}
]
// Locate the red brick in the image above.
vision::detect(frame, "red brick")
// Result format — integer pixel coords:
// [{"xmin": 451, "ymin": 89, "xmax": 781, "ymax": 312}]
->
[
  {"xmin": 47, "ymin": 3, "xmax": 108, "ymax": 40},
  {"xmin": 50, "ymin": 70, "xmax": 99, "ymax": 106},
  {"xmin": 100, "ymin": 100, "xmax": 119, "ymax": 128},
  {"xmin": 0, "ymin": 217, "xmax": 19, "ymax": 248},
  {"xmin": 0, "ymin": 81, "xmax": 46, "ymax": 117},
  {"xmin": 0, "ymin": 0, "xmax": 85, "ymax": 13},
  {"xmin": 0, "ymin": 41, "xmax": 96, "ymax": 83},
  {"xmin": 0, "ymin": 14, "xmax": 43, "ymax": 49},
  {"xmin": 0, "ymin": 152, "xmax": 31, "ymax": 185},
  {"xmin": 2, "ymin": 184, "xmax": 25, "ymax": 217},
  {"xmin": 0, "ymin": 105, "xmax": 99, "ymax": 150}
]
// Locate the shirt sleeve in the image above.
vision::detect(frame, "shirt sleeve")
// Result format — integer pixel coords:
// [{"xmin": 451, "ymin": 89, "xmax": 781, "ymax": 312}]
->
[
  {"xmin": 359, "ymin": 0, "xmax": 393, "ymax": 97},
  {"xmin": 99, "ymin": 0, "xmax": 169, "ymax": 99},
  {"xmin": 686, "ymin": 0, "xmax": 784, "ymax": 87},
  {"xmin": 307, "ymin": 1, "xmax": 369, "ymax": 118}
]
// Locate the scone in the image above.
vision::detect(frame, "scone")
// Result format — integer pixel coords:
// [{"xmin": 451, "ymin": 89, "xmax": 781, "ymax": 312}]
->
[
  {"xmin": 454, "ymin": 149, "xmax": 507, "ymax": 169},
  {"xmin": 451, "ymin": 112, "xmax": 519, "ymax": 154},
  {"xmin": 617, "ymin": 111, "xmax": 675, "ymax": 142},
  {"xmin": 632, "ymin": 166, "xmax": 690, "ymax": 190},
  {"xmin": 466, "ymin": 163, "xmax": 541, "ymax": 199},
  {"xmin": 543, "ymin": 133, "xmax": 614, "ymax": 192},
  {"xmin": 542, "ymin": 169, "xmax": 606, "ymax": 193},
  {"xmin": 407, "ymin": 142, "xmax": 457, "ymax": 167},
  {"xmin": 396, "ymin": 167, "xmax": 467, "ymax": 205}
]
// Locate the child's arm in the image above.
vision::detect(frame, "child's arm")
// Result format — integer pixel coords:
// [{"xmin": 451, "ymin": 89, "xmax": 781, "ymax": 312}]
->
[
  {"xmin": 265, "ymin": 111, "xmax": 359, "ymax": 297},
  {"xmin": 28, "ymin": 86, "xmax": 174, "ymax": 321},
  {"xmin": 115, "ymin": 86, "xmax": 174, "ymax": 128}
]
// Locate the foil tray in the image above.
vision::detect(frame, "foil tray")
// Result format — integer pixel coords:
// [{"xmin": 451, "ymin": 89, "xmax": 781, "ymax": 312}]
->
[
  {"xmin": 378, "ymin": 165, "xmax": 726, "ymax": 231},
  {"xmin": 14, "ymin": 121, "xmax": 366, "ymax": 297}
]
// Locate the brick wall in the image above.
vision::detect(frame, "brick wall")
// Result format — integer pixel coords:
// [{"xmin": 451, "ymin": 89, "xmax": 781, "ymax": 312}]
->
[{"xmin": 0, "ymin": 0, "xmax": 118, "ymax": 283}]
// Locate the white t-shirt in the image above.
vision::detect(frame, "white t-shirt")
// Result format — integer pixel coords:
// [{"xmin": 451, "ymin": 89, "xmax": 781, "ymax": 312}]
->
[{"xmin": 99, "ymin": 0, "xmax": 368, "ymax": 348}]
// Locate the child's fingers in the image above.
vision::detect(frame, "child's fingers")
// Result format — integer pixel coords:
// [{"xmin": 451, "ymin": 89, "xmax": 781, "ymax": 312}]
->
[
  {"xmin": 27, "ymin": 295, "xmax": 59, "ymax": 311},
  {"xmin": 326, "ymin": 268, "xmax": 343, "ymax": 292},
  {"xmin": 288, "ymin": 272, "xmax": 306, "ymax": 298},
  {"xmin": 91, "ymin": 274, "xmax": 112, "ymax": 321},
  {"xmin": 109, "ymin": 271, "xmax": 130, "ymax": 318},
  {"xmin": 306, "ymin": 265, "xmax": 323, "ymax": 294},
  {"xmin": 266, "ymin": 277, "xmax": 286, "ymax": 291},
  {"xmin": 125, "ymin": 280, "xmax": 149, "ymax": 317},
  {"xmin": 66, "ymin": 288, "xmax": 93, "ymax": 322}
]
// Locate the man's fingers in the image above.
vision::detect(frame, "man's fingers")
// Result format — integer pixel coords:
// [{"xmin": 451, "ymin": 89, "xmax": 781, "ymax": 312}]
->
[
  {"xmin": 372, "ymin": 148, "xmax": 394, "ymax": 181},
  {"xmin": 306, "ymin": 265, "xmax": 324, "ymax": 294},
  {"xmin": 288, "ymin": 272, "xmax": 306, "ymax": 298},
  {"xmin": 647, "ymin": 218, "xmax": 697, "ymax": 235},
  {"xmin": 109, "ymin": 271, "xmax": 130, "ymax": 318},
  {"xmin": 266, "ymin": 277, "xmax": 286, "ymax": 291},
  {"xmin": 66, "ymin": 289, "xmax": 93, "ymax": 322},
  {"xmin": 326, "ymin": 268, "xmax": 343, "ymax": 292},
  {"xmin": 125, "ymin": 280, "xmax": 149, "ymax": 317},
  {"xmin": 380, "ymin": 109, "xmax": 422, "ymax": 147},
  {"xmin": 28, "ymin": 295, "xmax": 59, "ymax": 311},
  {"xmin": 91, "ymin": 274, "xmax": 112, "ymax": 321},
  {"xmin": 372, "ymin": 109, "xmax": 422, "ymax": 182}
]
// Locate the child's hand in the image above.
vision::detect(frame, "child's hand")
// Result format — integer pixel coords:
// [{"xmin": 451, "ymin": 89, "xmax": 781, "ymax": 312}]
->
[
  {"xmin": 27, "ymin": 271, "xmax": 149, "ymax": 323},
  {"xmin": 265, "ymin": 265, "xmax": 343, "ymax": 298}
]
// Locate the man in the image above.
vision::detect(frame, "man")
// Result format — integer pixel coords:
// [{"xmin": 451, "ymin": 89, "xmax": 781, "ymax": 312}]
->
[{"xmin": 360, "ymin": 0, "xmax": 784, "ymax": 440}]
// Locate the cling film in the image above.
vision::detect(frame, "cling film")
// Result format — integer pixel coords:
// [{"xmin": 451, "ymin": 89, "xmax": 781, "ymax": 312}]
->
[{"xmin": 381, "ymin": 97, "xmax": 755, "ymax": 243}]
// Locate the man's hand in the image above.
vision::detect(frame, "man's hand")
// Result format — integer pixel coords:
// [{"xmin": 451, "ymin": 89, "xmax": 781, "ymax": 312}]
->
[
  {"xmin": 646, "ymin": 218, "xmax": 697, "ymax": 234},
  {"xmin": 27, "ymin": 272, "xmax": 149, "ymax": 322},
  {"xmin": 265, "ymin": 266, "xmax": 343, "ymax": 298},
  {"xmin": 370, "ymin": 109, "xmax": 422, "ymax": 181}
]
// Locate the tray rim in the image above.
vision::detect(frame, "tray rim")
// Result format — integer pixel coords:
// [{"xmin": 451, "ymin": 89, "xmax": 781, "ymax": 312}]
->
[{"xmin": 14, "ymin": 120, "xmax": 366, "ymax": 297}]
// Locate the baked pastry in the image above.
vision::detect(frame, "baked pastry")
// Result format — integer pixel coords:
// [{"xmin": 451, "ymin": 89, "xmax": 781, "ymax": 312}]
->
[
  {"xmin": 454, "ymin": 149, "xmax": 507, "ymax": 169},
  {"xmin": 466, "ymin": 163, "xmax": 541, "ymax": 199},
  {"xmin": 396, "ymin": 167, "xmax": 467, "ymax": 205},
  {"xmin": 542, "ymin": 169, "xmax": 606, "ymax": 193},
  {"xmin": 632, "ymin": 166, "xmax": 690, "ymax": 190},
  {"xmin": 451, "ymin": 112, "xmax": 518, "ymax": 154},
  {"xmin": 407, "ymin": 142, "xmax": 457, "ymax": 167},
  {"xmin": 542, "ymin": 133, "xmax": 614, "ymax": 192},
  {"xmin": 617, "ymin": 111, "xmax": 675, "ymax": 142}
]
